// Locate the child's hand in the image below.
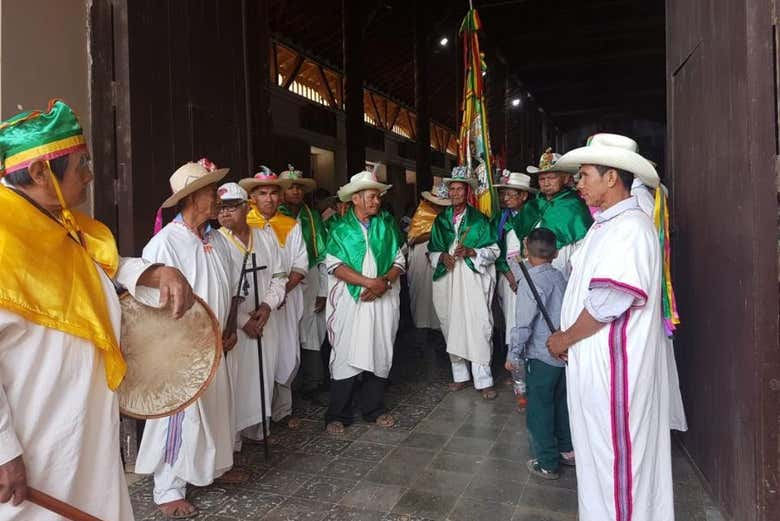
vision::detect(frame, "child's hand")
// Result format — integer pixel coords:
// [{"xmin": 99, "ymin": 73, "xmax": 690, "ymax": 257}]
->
[{"xmin": 504, "ymin": 360, "xmax": 514, "ymax": 372}]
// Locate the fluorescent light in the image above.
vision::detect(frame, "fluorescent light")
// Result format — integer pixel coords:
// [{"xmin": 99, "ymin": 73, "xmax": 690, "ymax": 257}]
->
[
  {"xmin": 439, "ymin": 37, "xmax": 449, "ymax": 47},
  {"xmin": 511, "ymin": 98, "xmax": 521, "ymax": 107}
]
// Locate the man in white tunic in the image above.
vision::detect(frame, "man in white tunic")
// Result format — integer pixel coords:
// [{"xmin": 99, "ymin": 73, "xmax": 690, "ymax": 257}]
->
[
  {"xmin": 0, "ymin": 100, "xmax": 194, "ymax": 521},
  {"xmin": 278, "ymin": 166, "xmax": 329, "ymax": 397},
  {"xmin": 406, "ymin": 180, "xmax": 450, "ymax": 330},
  {"xmin": 136, "ymin": 160, "xmax": 252, "ymax": 518},
  {"xmin": 324, "ymin": 170, "xmax": 405, "ymax": 434},
  {"xmin": 547, "ymin": 134, "xmax": 676, "ymax": 521},
  {"xmin": 429, "ymin": 166, "xmax": 500, "ymax": 400},
  {"xmin": 216, "ymin": 183, "xmax": 287, "ymax": 450},
  {"xmin": 242, "ymin": 168, "xmax": 307, "ymax": 430}
]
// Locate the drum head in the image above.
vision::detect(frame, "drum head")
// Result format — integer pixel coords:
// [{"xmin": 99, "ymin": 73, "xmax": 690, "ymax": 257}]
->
[{"xmin": 118, "ymin": 292, "xmax": 223, "ymax": 419}]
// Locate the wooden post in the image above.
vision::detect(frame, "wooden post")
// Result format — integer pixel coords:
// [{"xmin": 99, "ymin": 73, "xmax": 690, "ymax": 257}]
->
[
  {"xmin": 342, "ymin": 0, "xmax": 365, "ymax": 181},
  {"xmin": 414, "ymin": 2, "xmax": 432, "ymax": 191}
]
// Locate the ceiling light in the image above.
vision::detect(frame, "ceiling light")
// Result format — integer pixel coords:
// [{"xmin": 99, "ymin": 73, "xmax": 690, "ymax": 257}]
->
[
  {"xmin": 439, "ymin": 37, "xmax": 449, "ymax": 47},
  {"xmin": 511, "ymin": 98, "xmax": 521, "ymax": 107}
]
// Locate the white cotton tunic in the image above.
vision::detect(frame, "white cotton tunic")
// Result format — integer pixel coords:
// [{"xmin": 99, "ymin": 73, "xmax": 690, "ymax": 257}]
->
[
  {"xmin": 255, "ymin": 222, "xmax": 307, "ymax": 385},
  {"xmin": 561, "ymin": 197, "xmax": 674, "ymax": 521},
  {"xmin": 135, "ymin": 222, "xmax": 237, "ymax": 486},
  {"xmin": 325, "ymin": 228, "xmax": 405, "ymax": 380},
  {"xmin": 430, "ymin": 212, "xmax": 500, "ymax": 365},
  {"xmin": 497, "ymin": 228, "xmax": 521, "ymax": 345},
  {"xmin": 0, "ymin": 258, "xmax": 151, "ymax": 521},
  {"xmin": 407, "ymin": 240, "xmax": 440, "ymax": 329},
  {"xmin": 299, "ymin": 262, "xmax": 327, "ymax": 351},
  {"xmin": 220, "ymin": 228, "xmax": 286, "ymax": 435}
]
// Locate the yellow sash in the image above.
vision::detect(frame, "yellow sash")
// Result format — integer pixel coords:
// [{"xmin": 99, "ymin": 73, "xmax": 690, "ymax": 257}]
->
[
  {"xmin": 246, "ymin": 206, "xmax": 297, "ymax": 247},
  {"xmin": 0, "ymin": 186, "xmax": 124, "ymax": 389}
]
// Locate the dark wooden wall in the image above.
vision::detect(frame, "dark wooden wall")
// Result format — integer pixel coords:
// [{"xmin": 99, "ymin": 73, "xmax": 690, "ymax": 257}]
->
[{"xmin": 666, "ymin": 0, "xmax": 779, "ymax": 519}]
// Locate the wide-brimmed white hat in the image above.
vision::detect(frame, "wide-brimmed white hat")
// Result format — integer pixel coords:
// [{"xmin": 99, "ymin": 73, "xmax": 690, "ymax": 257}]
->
[
  {"xmin": 337, "ymin": 170, "xmax": 392, "ymax": 202},
  {"xmin": 279, "ymin": 164, "xmax": 317, "ymax": 193},
  {"xmin": 421, "ymin": 180, "xmax": 452, "ymax": 206},
  {"xmin": 161, "ymin": 158, "xmax": 229, "ymax": 208},
  {"xmin": 494, "ymin": 171, "xmax": 538, "ymax": 193},
  {"xmin": 239, "ymin": 166, "xmax": 293, "ymax": 193},
  {"xmin": 555, "ymin": 133, "xmax": 660, "ymax": 188},
  {"xmin": 526, "ymin": 148, "xmax": 579, "ymax": 176},
  {"xmin": 218, "ymin": 182, "xmax": 247, "ymax": 202},
  {"xmin": 442, "ymin": 165, "xmax": 478, "ymax": 190}
]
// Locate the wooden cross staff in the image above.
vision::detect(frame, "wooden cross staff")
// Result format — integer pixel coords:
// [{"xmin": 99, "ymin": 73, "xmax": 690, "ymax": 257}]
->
[{"xmin": 28, "ymin": 487, "xmax": 104, "ymax": 521}]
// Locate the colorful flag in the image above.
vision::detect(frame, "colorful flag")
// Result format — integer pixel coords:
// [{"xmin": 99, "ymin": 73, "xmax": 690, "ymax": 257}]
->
[{"xmin": 458, "ymin": 8, "xmax": 498, "ymax": 218}]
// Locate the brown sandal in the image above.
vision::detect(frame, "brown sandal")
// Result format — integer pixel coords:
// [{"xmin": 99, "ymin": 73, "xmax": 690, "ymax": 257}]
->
[
  {"xmin": 448, "ymin": 381, "xmax": 471, "ymax": 392},
  {"xmin": 375, "ymin": 414, "xmax": 396, "ymax": 428},
  {"xmin": 481, "ymin": 387, "xmax": 498, "ymax": 400},
  {"xmin": 215, "ymin": 467, "xmax": 250, "ymax": 484},
  {"xmin": 326, "ymin": 421, "xmax": 345, "ymax": 434},
  {"xmin": 158, "ymin": 499, "xmax": 199, "ymax": 519}
]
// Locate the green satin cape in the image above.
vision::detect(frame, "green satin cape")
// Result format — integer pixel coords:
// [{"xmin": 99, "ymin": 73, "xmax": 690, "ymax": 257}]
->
[
  {"xmin": 428, "ymin": 205, "xmax": 497, "ymax": 281},
  {"xmin": 511, "ymin": 188, "xmax": 593, "ymax": 248},
  {"xmin": 280, "ymin": 203, "xmax": 327, "ymax": 268}
]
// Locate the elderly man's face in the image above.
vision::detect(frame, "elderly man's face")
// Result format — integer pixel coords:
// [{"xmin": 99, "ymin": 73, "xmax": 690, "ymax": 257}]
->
[
  {"xmin": 577, "ymin": 165, "xmax": 611, "ymax": 207},
  {"xmin": 537, "ymin": 172, "xmax": 569, "ymax": 198},
  {"xmin": 58, "ymin": 150, "xmax": 93, "ymax": 208},
  {"xmin": 448, "ymin": 182, "xmax": 469, "ymax": 207},
  {"xmin": 284, "ymin": 183, "xmax": 305, "ymax": 206},
  {"xmin": 501, "ymin": 188, "xmax": 528, "ymax": 210},
  {"xmin": 251, "ymin": 185, "xmax": 281, "ymax": 218},
  {"xmin": 188, "ymin": 183, "xmax": 219, "ymax": 219},
  {"xmin": 217, "ymin": 200, "xmax": 249, "ymax": 230},
  {"xmin": 351, "ymin": 189, "xmax": 381, "ymax": 217}
]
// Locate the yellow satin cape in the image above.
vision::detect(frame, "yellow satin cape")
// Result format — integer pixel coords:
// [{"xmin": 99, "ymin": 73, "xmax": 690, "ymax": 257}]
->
[
  {"xmin": 0, "ymin": 186, "xmax": 124, "ymax": 389},
  {"xmin": 407, "ymin": 200, "xmax": 441, "ymax": 242},
  {"xmin": 246, "ymin": 206, "xmax": 297, "ymax": 247}
]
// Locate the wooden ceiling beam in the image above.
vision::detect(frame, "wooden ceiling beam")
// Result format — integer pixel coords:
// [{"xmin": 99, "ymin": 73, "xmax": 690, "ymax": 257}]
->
[{"xmin": 316, "ymin": 65, "xmax": 338, "ymax": 108}]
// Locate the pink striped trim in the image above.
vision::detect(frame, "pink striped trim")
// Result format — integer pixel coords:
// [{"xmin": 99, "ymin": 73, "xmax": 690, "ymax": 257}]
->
[
  {"xmin": 590, "ymin": 278, "xmax": 647, "ymax": 308},
  {"xmin": 3, "ymin": 143, "xmax": 87, "ymax": 174},
  {"xmin": 164, "ymin": 411, "xmax": 185, "ymax": 465},
  {"xmin": 609, "ymin": 310, "xmax": 633, "ymax": 521}
]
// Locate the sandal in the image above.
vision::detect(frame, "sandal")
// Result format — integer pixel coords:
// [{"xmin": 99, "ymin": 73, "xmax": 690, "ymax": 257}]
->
[
  {"xmin": 215, "ymin": 467, "xmax": 250, "ymax": 484},
  {"xmin": 326, "ymin": 421, "xmax": 345, "ymax": 434},
  {"xmin": 274, "ymin": 415, "xmax": 302, "ymax": 430},
  {"xmin": 481, "ymin": 387, "xmax": 498, "ymax": 400},
  {"xmin": 158, "ymin": 499, "xmax": 199, "ymax": 519},
  {"xmin": 374, "ymin": 414, "xmax": 396, "ymax": 428},
  {"xmin": 448, "ymin": 381, "xmax": 471, "ymax": 392}
]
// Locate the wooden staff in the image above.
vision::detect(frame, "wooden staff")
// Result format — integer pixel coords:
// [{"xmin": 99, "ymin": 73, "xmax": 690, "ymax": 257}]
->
[
  {"xmin": 28, "ymin": 487, "xmax": 104, "ymax": 521},
  {"xmin": 247, "ymin": 252, "xmax": 270, "ymax": 461}
]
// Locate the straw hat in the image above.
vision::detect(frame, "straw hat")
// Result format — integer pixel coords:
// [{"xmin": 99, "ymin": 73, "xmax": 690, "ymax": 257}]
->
[
  {"xmin": 279, "ymin": 164, "xmax": 317, "ymax": 193},
  {"xmin": 442, "ymin": 165, "xmax": 478, "ymax": 190},
  {"xmin": 161, "ymin": 158, "xmax": 229, "ymax": 208},
  {"xmin": 239, "ymin": 166, "xmax": 293, "ymax": 193},
  {"xmin": 494, "ymin": 171, "xmax": 538, "ymax": 193},
  {"xmin": 421, "ymin": 180, "xmax": 452, "ymax": 206},
  {"xmin": 526, "ymin": 147, "xmax": 579, "ymax": 176},
  {"xmin": 337, "ymin": 169, "xmax": 392, "ymax": 202},
  {"xmin": 555, "ymin": 133, "xmax": 660, "ymax": 188}
]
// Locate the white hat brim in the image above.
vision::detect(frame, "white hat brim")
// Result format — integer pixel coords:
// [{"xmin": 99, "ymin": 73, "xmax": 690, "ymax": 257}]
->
[
  {"xmin": 442, "ymin": 177, "xmax": 478, "ymax": 190},
  {"xmin": 239, "ymin": 177, "xmax": 293, "ymax": 193},
  {"xmin": 493, "ymin": 183, "xmax": 538, "ymax": 193},
  {"xmin": 526, "ymin": 164, "xmax": 579, "ymax": 175},
  {"xmin": 161, "ymin": 168, "xmax": 229, "ymax": 208},
  {"xmin": 421, "ymin": 191, "xmax": 452, "ymax": 206},
  {"xmin": 555, "ymin": 145, "xmax": 660, "ymax": 188},
  {"xmin": 338, "ymin": 181, "xmax": 392, "ymax": 202}
]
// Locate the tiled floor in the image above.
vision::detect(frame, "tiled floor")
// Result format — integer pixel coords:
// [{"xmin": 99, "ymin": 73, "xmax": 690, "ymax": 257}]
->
[{"xmin": 129, "ymin": 327, "xmax": 725, "ymax": 521}]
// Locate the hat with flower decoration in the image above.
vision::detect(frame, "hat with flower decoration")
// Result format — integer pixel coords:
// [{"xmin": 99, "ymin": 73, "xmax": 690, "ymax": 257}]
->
[
  {"xmin": 337, "ymin": 164, "xmax": 392, "ymax": 202},
  {"xmin": 494, "ymin": 171, "xmax": 538, "ymax": 193},
  {"xmin": 161, "ymin": 158, "xmax": 229, "ymax": 208},
  {"xmin": 421, "ymin": 179, "xmax": 452, "ymax": 206},
  {"xmin": 239, "ymin": 165, "xmax": 293, "ymax": 193},
  {"xmin": 279, "ymin": 164, "xmax": 317, "ymax": 193},
  {"xmin": 0, "ymin": 99, "xmax": 87, "ymax": 176},
  {"xmin": 526, "ymin": 147, "xmax": 579, "ymax": 176},
  {"xmin": 442, "ymin": 165, "xmax": 479, "ymax": 190}
]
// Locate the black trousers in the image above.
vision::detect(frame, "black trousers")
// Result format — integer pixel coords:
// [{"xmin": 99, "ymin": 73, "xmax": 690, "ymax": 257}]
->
[{"xmin": 325, "ymin": 371, "xmax": 387, "ymax": 425}]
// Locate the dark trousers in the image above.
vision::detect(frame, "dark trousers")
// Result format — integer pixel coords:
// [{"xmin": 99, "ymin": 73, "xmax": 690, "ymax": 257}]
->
[
  {"xmin": 299, "ymin": 349, "xmax": 324, "ymax": 392},
  {"xmin": 325, "ymin": 371, "xmax": 387, "ymax": 425},
  {"xmin": 525, "ymin": 358, "xmax": 573, "ymax": 472}
]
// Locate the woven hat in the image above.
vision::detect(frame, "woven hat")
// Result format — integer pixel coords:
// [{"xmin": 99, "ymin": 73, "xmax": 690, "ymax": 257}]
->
[
  {"xmin": 239, "ymin": 166, "xmax": 293, "ymax": 193},
  {"xmin": 0, "ymin": 99, "xmax": 87, "ymax": 176},
  {"xmin": 442, "ymin": 165, "xmax": 478, "ymax": 190},
  {"xmin": 555, "ymin": 133, "xmax": 660, "ymax": 188},
  {"xmin": 161, "ymin": 158, "xmax": 229, "ymax": 208},
  {"xmin": 337, "ymin": 169, "xmax": 392, "ymax": 202},
  {"xmin": 421, "ymin": 180, "xmax": 452, "ymax": 206},
  {"xmin": 218, "ymin": 182, "xmax": 247, "ymax": 203},
  {"xmin": 494, "ymin": 171, "xmax": 538, "ymax": 193},
  {"xmin": 526, "ymin": 147, "xmax": 579, "ymax": 176},
  {"xmin": 279, "ymin": 164, "xmax": 317, "ymax": 193}
]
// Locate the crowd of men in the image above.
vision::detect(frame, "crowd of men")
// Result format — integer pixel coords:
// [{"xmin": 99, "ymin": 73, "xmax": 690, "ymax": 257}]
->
[{"xmin": 0, "ymin": 99, "xmax": 685, "ymax": 521}]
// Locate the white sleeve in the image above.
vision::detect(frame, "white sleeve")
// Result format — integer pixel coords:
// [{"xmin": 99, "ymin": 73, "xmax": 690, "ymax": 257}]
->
[
  {"xmin": 392, "ymin": 247, "xmax": 406, "ymax": 272},
  {"xmin": 326, "ymin": 253, "xmax": 344, "ymax": 274},
  {"xmin": 429, "ymin": 252, "xmax": 441, "ymax": 268},
  {"xmin": 506, "ymin": 229, "xmax": 522, "ymax": 259},
  {"xmin": 290, "ymin": 225, "xmax": 309, "ymax": 276},
  {"xmin": 0, "ymin": 313, "xmax": 23, "ymax": 464},
  {"xmin": 114, "ymin": 257, "xmax": 161, "ymax": 306},
  {"xmin": 263, "ymin": 245, "xmax": 287, "ymax": 309},
  {"xmin": 317, "ymin": 263, "xmax": 328, "ymax": 298},
  {"xmin": 471, "ymin": 243, "xmax": 500, "ymax": 271}
]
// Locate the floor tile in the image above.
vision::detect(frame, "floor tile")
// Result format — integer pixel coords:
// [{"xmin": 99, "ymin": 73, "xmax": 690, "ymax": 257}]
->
[
  {"xmin": 342, "ymin": 441, "xmax": 396, "ymax": 461},
  {"xmin": 455, "ymin": 422, "xmax": 503, "ymax": 441},
  {"xmin": 511, "ymin": 506, "xmax": 576, "ymax": 521},
  {"xmin": 448, "ymin": 497, "xmax": 516, "ymax": 521},
  {"xmin": 250, "ymin": 469, "xmax": 311, "ymax": 495},
  {"xmin": 323, "ymin": 505, "xmax": 388, "ymax": 521},
  {"xmin": 302, "ymin": 436, "xmax": 353, "ymax": 456},
  {"xmin": 293, "ymin": 475, "xmax": 358, "ymax": 503},
  {"xmin": 474, "ymin": 457, "xmax": 529, "ymax": 483},
  {"xmin": 443, "ymin": 435, "xmax": 495, "ymax": 456},
  {"xmin": 277, "ymin": 452, "xmax": 333, "ymax": 474},
  {"xmin": 320, "ymin": 457, "xmax": 378, "ymax": 480},
  {"xmin": 518, "ymin": 484, "xmax": 578, "ymax": 515},
  {"xmin": 358, "ymin": 427, "xmax": 411, "ymax": 445},
  {"xmin": 391, "ymin": 490, "xmax": 459, "ymax": 521},
  {"xmin": 261, "ymin": 497, "xmax": 332, "ymax": 521},
  {"xmin": 462, "ymin": 476, "xmax": 524, "ymax": 505},
  {"xmin": 429, "ymin": 451, "xmax": 484, "ymax": 474},
  {"xmin": 414, "ymin": 419, "xmax": 464, "ymax": 436},
  {"xmin": 401, "ymin": 431, "xmax": 451, "ymax": 450},
  {"xmin": 339, "ymin": 481, "xmax": 407, "ymax": 512},
  {"xmin": 409, "ymin": 468, "xmax": 473, "ymax": 497},
  {"xmin": 211, "ymin": 491, "xmax": 285, "ymax": 520}
]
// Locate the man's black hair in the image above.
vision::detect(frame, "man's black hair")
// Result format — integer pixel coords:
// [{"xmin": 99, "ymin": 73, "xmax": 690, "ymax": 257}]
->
[
  {"xmin": 526, "ymin": 227, "xmax": 558, "ymax": 261},
  {"xmin": 595, "ymin": 164, "xmax": 633, "ymax": 192},
  {"xmin": 3, "ymin": 154, "xmax": 70, "ymax": 187}
]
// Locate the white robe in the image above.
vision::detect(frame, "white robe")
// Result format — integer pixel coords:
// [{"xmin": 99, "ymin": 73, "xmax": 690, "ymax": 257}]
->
[
  {"xmin": 299, "ymin": 263, "xmax": 327, "ymax": 351},
  {"xmin": 561, "ymin": 198, "xmax": 674, "ymax": 521},
  {"xmin": 255, "ymin": 222, "xmax": 307, "ymax": 385},
  {"xmin": 497, "ymin": 229, "xmax": 521, "ymax": 345},
  {"xmin": 326, "ymin": 230, "xmax": 405, "ymax": 380},
  {"xmin": 407, "ymin": 240, "xmax": 439, "ymax": 329},
  {"xmin": 631, "ymin": 179, "xmax": 688, "ymax": 432},
  {"xmin": 135, "ymin": 222, "xmax": 238, "ymax": 486},
  {"xmin": 430, "ymin": 213, "xmax": 500, "ymax": 365},
  {"xmin": 0, "ymin": 258, "xmax": 151, "ymax": 521},
  {"xmin": 220, "ymin": 229, "xmax": 287, "ymax": 435}
]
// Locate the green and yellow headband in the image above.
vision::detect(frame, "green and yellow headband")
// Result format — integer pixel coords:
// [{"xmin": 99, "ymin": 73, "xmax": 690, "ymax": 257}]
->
[{"xmin": 0, "ymin": 99, "xmax": 86, "ymax": 176}]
